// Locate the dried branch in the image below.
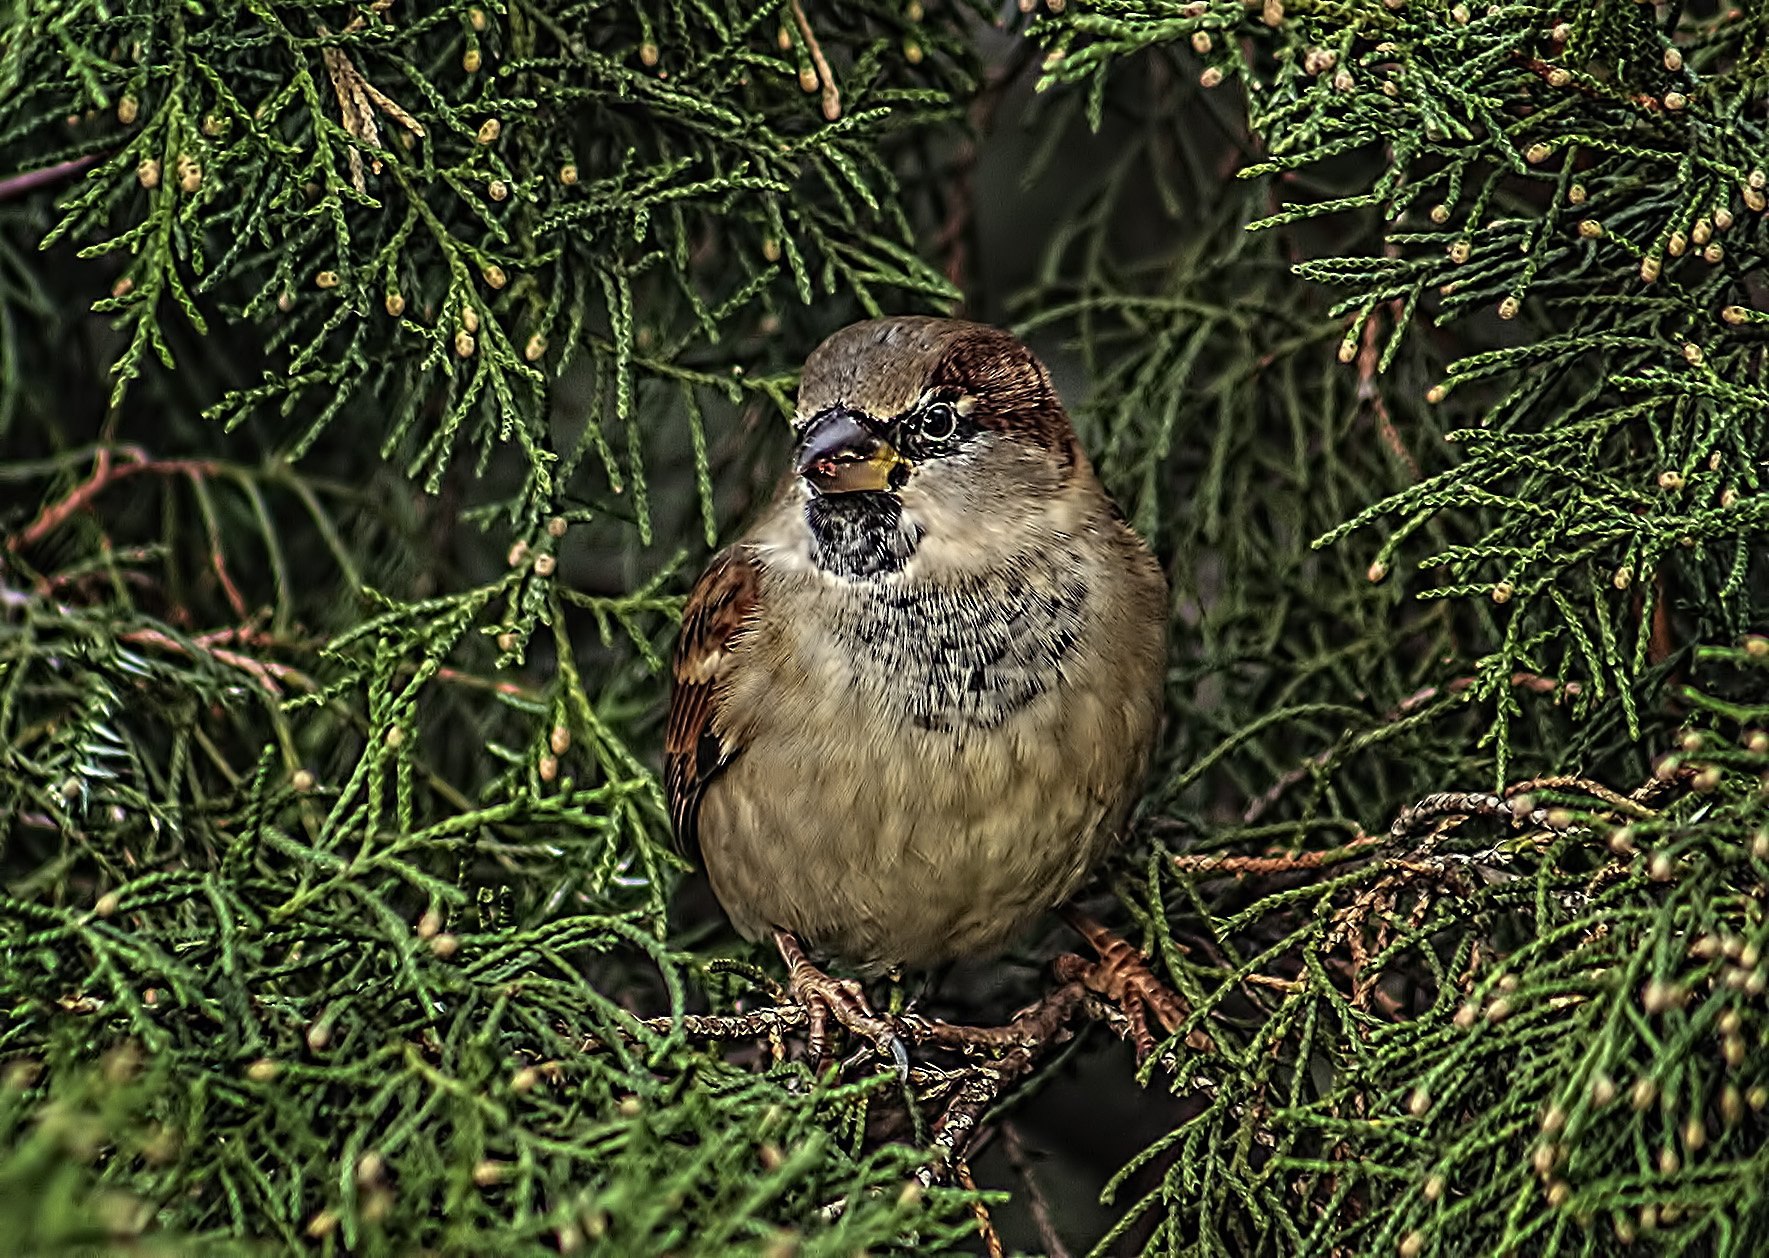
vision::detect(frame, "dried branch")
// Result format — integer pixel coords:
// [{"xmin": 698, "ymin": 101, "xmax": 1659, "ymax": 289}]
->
[{"xmin": 953, "ymin": 1159, "xmax": 1004, "ymax": 1258}]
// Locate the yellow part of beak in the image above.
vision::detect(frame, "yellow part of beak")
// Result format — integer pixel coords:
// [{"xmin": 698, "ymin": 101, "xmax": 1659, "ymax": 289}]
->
[
  {"xmin": 796, "ymin": 413, "xmax": 909, "ymax": 495},
  {"xmin": 806, "ymin": 443, "xmax": 906, "ymax": 494}
]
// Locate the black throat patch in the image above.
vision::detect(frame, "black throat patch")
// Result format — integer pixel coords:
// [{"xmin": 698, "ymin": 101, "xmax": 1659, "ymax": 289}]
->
[{"xmin": 805, "ymin": 492, "xmax": 921, "ymax": 578}]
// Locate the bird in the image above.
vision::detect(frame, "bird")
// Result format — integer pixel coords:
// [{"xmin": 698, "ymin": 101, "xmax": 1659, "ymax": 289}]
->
[{"xmin": 664, "ymin": 316, "xmax": 1167, "ymax": 1057}]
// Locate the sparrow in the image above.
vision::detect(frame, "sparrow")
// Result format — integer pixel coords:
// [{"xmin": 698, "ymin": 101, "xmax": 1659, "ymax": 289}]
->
[{"xmin": 665, "ymin": 316, "xmax": 1166, "ymax": 1053}]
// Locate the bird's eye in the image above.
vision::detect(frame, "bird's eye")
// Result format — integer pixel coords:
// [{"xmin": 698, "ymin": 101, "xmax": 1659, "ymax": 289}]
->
[{"xmin": 920, "ymin": 402, "xmax": 959, "ymax": 444}]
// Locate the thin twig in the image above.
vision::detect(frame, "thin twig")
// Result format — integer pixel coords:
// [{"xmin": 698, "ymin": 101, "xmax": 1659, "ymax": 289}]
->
[
  {"xmin": 1503, "ymin": 774, "xmax": 1654, "ymax": 818},
  {"xmin": 1002, "ymin": 1121, "xmax": 1073, "ymax": 1258},
  {"xmin": 939, "ymin": 39, "xmax": 1040, "ymax": 305},
  {"xmin": 319, "ymin": 1, "xmax": 424, "ymax": 194},
  {"xmin": 9, "ymin": 447, "xmax": 216, "ymax": 553},
  {"xmin": 0, "ymin": 155, "xmax": 102, "ymax": 203},
  {"xmin": 1389, "ymin": 789, "xmax": 1576, "ymax": 842},
  {"xmin": 433, "ymin": 666, "xmax": 541, "ymax": 701},
  {"xmin": 788, "ymin": 0, "xmax": 841, "ymax": 121},
  {"xmin": 1356, "ymin": 294, "xmax": 1418, "ymax": 478},
  {"xmin": 118, "ymin": 626, "xmax": 314, "ymax": 697},
  {"xmin": 9, "ymin": 446, "xmax": 258, "ymax": 624},
  {"xmin": 1172, "ymin": 835, "xmax": 1380, "ymax": 879},
  {"xmin": 918, "ymin": 1054, "xmax": 1025, "ymax": 1187},
  {"xmin": 578, "ymin": 920, "xmax": 1207, "ymax": 1195},
  {"xmin": 578, "ymin": 1004, "xmax": 808, "ymax": 1053},
  {"xmin": 953, "ymin": 1160, "xmax": 1004, "ymax": 1258}
]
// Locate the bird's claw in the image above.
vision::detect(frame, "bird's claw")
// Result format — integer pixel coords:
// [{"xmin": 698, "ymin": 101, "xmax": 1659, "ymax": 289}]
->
[
  {"xmin": 774, "ymin": 930, "xmax": 911, "ymax": 1076},
  {"xmin": 1057, "ymin": 909, "xmax": 1206, "ymax": 1064},
  {"xmin": 885, "ymin": 1032, "xmax": 910, "ymax": 1077}
]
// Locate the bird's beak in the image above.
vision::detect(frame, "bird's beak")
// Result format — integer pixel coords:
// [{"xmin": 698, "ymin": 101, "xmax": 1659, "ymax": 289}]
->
[{"xmin": 794, "ymin": 410, "xmax": 907, "ymax": 495}]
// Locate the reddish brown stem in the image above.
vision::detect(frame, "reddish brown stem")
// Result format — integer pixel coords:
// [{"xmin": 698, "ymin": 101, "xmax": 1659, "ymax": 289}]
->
[
  {"xmin": 0, "ymin": 155, "xmax": 102, "ymax": 203},
  {"xmin": 9, "ymin": 447, "xmax": 219, "ymax": 553}
]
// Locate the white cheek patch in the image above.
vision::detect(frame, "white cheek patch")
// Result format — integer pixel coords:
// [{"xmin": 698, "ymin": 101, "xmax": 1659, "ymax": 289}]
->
[{"xmin": 896, "ymin": 466, "xmax": 1063, "ymax": 582}]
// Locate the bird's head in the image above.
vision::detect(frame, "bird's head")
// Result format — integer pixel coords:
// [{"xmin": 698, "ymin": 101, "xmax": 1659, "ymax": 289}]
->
[{"xmin": 789, "ymin": 318, "xmax": 1081, "ymax": 577}]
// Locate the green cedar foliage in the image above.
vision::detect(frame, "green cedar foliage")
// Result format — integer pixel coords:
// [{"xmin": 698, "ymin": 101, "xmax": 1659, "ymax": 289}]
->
[
  {"xmin": 0, "ymin": 1, "xmax": 1766, "ymax": 1257},
  {"xmin": 2, "ymin": 0, "xmax": 983, "ymax": 1252},
  {"xmin": 1024, "ymin": 1, "xmax": 1769, "ymax": 1253}
]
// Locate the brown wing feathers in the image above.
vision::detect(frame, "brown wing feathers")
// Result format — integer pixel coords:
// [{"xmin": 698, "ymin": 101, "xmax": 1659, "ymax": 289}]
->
[{"xmin": 664, "ymin": 546, "xmax": 761, "ymax": 857}]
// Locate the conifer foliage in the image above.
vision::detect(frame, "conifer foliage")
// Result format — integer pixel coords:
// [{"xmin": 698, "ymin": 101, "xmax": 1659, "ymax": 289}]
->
[{"xmin": 1, "ymin": 0, "xmax": 1767, "ymax": 1255}]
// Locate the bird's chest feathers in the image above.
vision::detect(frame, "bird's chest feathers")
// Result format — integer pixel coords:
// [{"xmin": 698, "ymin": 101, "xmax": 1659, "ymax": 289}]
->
[{"xmin": 791, "ymin": 561, "xmax": 1090, "ymax": 733}]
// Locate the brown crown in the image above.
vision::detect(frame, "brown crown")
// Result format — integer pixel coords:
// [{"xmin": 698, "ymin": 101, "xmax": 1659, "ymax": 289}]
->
[{"xmin": 798, "ymin": 317, "xmax": 1075, "ymax": 459}]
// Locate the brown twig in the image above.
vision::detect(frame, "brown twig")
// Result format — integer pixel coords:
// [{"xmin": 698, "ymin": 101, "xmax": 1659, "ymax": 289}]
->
[
  {"xmin": 9, "ymin": 446, "xmax": 257, "ymax": 621},
  {"xmin": 1357, "ymin": 280, "xmax": 1419, "ymax": 478},
  {"xmin": 1002, "ymin": 1121, "xmax": 1072, "ymax": 1258},
  {"xmin": 1386, "ymin": 778, "xmax": 1637, "ymax": 846},
  {"xmin": 575, "ymin": 915, "xmax": 1277, "ymax": 1200},
  {"xmin": 319, "ymin": 1, "xmax": 424, "ymax": 194},
  {"xmin": 580, "ymin": 984, "xmax": 1082, "ymax": 1063},
  {"xmin": 118, "ymin": 626, "xmax": 314, "ymax": 697},
  {"xmin": 953, "ymin": 1160, "xmax": 1004, "ymax": 1258},
  {"xmin": 1502, "ymin": 774, "xmax": 1653, "ymax": 818},
  {"xmin": 1302, "ymin": 766, "xmax": 1698, "ymax": 1006},
  {"xmin": 787, "ymin": 0, "xmax": 841, "ymax": 121},
  {"xmin": 1389, "ymin": 790, "xmax": 1531, "ymax": 842},
  {"xmin": 0, "ymin": 155, "xmax": 104, "ymax": 203},
  {"xmin": 433, "ymin": 666, "xmax": 540, "ymax": 701},
  {"xmin": 938, "ymin": 40, "xmax": 1041, "ymax": 306},
  {"xmin": 1514, "ymin": 53, "xmax": 1663, "ymax": 113},
  {"xmin": 1647, "ymin": 572, "xmax": 1677, "ymax": 667},
  {"xmin": 203, "ymin": 528, "xmax": 249, "ymax": 621},
  {"xmin": 9, "ymin": 447, "xmax": 212, "ymax": 553},
  {"xmin": 582, "ymin": 963, "xmax": 1122, "ymax": 1188},
  {"xmin": 1632, "ymin": 758, "xmax": 1700, "ymax": 806},
  {"xmin": 1172, "ymin": 835, "xmax": 1381, "ymax": 880},
  {"xmin": 1328, "ymin": 856, "xmax": 1476, "ymax": 1005},
  {"xmin": 919, "ymin": 1067, "xmax": 1002, "ymax": 1184},
  {"xmin": 578, "ymin": 1005, "xmax": 809, "ymax": 1053}
]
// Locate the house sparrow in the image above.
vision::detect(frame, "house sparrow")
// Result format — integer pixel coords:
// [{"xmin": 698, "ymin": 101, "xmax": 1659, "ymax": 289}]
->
[{"xmin": 666, "ymin": 317, "xmax": 1166, "ymax": 1051}]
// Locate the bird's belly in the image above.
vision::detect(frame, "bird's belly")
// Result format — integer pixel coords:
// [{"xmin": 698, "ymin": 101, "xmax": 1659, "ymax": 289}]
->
[{"xmin": 698, "ymin": 683, "xmax": 1129, "ymax": 972}]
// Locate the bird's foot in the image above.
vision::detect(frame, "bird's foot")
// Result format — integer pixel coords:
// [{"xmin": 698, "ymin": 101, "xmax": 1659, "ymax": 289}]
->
[
  {"xmin": 773, "ymin": 930, "xmax": 910, "ymax": 1075},
  {"xmin": 1057, "ymin": 909, "xmax": 1206, "ymax": 1064}
]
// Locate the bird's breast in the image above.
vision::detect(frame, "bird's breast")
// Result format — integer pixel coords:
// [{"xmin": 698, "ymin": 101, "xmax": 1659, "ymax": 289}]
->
[{"xmin": 698, "ymin": 527, "xmax": 1163, "ymax": 969}]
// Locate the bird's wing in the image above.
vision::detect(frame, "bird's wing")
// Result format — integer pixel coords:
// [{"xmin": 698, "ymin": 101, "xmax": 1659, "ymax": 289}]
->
[{"xmin": 665, "ymin": 545, "xmax": 763, "ymax": 860}]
